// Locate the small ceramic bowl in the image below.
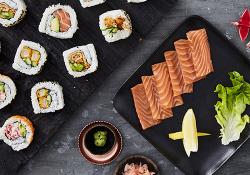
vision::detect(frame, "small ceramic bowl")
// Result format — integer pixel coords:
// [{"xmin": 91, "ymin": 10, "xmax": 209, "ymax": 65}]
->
[
  {"xmin": 113, "ymin": 155, "xmax": 159, "ymax": 175},
  {"xmin": 78, "ymin": 121, "xmax": 122, "ymax": 165}
]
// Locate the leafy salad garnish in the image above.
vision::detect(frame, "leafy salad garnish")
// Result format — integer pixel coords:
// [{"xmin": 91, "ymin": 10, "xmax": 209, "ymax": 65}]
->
[{"xmin": 214, "ymin": 71, "xmax": 250, "ymax": 145}]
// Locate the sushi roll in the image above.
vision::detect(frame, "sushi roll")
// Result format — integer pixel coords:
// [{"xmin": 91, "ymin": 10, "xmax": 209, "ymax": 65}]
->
[
  {"xmin": 0, "ymin": 115, "xmax": 34, "ymax": 151},
  {"xmin": 63, "ymin": 44, "xmax": 98, "ymax": 78},
  {"xmin": 0, "ymin": 0, "xmax": 26, "ymax": 27},
  {"xmin": 12, "ymin": 40, "xmax": 47, "ymax": 75},
  {"xmin": 39, "ymin": 4, "xmax": 78, "ymax": 39},
  {"xmin": 31, "ymin": 82, "xmax": 64, "ymax": 114},
  {"xmin": 127, "ymin": 0, "xmax": 147, "ymax": 3},
  {"xmin": 0, "ymin": 74, "xmax": 16, "ymax": 110},
  {"xmin": 79, "ymin": 0, "xmax": 106, "ymax": 8},
  {"xmin": 99, "ymin": 9, "xmax": 132, "ymax": 43}
]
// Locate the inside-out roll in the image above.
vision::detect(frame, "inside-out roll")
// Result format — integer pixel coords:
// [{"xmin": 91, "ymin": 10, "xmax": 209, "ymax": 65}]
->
[
  {"xmin": 0, "ymin": 115, "xmax": 34, "ymax": 151},
  {"xmin": 79, "ymin": 0, "xmax": 106, "ymax": 8},
  {"xmin": 99, "ymin": 9, "xmax": 132, "ymax": 42},
  {"xmin": 31, "ymin": 81, "xmax": 64, "ymax": 114},
  {"xmin": 63, "ymin": 44, "xmax": 98, "ymax": 78},
  {"xmin": 0, "ymin": 0, "xmax": 26, "ymax": 27},
  {"xmin": 38, "ymin": 4, "xmax": 78, "ymax": 39},
  {"xmin": 0, "ymin": 74, "xmax": 16, "ymax": 110},
  {"xmin": 12, "ymin": 40, "xmax": 47, "ymax": 75}
]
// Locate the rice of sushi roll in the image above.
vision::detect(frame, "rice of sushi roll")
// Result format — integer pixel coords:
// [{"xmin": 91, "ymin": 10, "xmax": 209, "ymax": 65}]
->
[
  {"xmin": 0, "ymin": 115, "xmax": 34, "ymax": 151},
  {"xmin": 79, "ymin": 0, "xmax": 106, "ymax": 8},
  {"xmin": 38, "ymin": 4, "xmax": 78, "ymax": 39},
  {"xmin": 99, "ymin": 9, "xmax": 132, "ymax": 43},
  {"xmin": 127, "ymin": 0, "xmax": 147, "ymax": 3},
  {"xmin": 63, "ymin": 44, "xmax": 98, "ymax": 78},
  {"xmin": 0, "ymin": 0, "xmax": 26, "ymax": 27},
  {"xmin": 12, "ymin": 40, "xmax": 47, "ymax": 75},
  {"xmin": 0, "ymin": 74, "xmax": 16, "ymax": 110},
  {"xmin": 31, "ymin": 82, "xmax": 64, "ymax": 114}
]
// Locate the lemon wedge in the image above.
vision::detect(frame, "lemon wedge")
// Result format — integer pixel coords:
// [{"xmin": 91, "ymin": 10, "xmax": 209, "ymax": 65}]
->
[{"xmin": 168, "ymin": 109, "xmax": 210, "ymax": 157}]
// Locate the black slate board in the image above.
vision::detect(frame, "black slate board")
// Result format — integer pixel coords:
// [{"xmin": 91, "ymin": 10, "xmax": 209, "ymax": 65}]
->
[
  {"xmin": 0, "ymin": 0, "xmax": 177, "ymax": 174},
  {"xmin": 113, "ymin": 16, "xmax": 250, "ymax": 175}
]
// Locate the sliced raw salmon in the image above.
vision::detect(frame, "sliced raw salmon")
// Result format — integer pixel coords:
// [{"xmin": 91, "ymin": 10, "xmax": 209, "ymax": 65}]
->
[
  {"xmin": 152, "ymin": 62, "xmax": 183, "ymax": 108},
  {"xmin": 142, "ymin": 76, "xmax": 173, "ymax": 120},
  {"xmin": 131, "ymin": 84, "xmax": 161, "ymax": 130},
  {"xmin": 174, "ymin": 39, "xmax": 198, "ymax": 84},
  {"xmin": 53, "ymin": 9, "xmax": 71, "ymax": 32},
  {"xmin": 186, "ymin": 29, "xmax": 213, "ymax": 78},
  {"xmin": 164, "ymin": 51, "xmax": 193, "ymax": 96}
]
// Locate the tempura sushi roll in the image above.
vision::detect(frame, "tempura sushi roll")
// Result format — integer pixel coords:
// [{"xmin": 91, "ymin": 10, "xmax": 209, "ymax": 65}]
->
[
  {"xmin": 127, "ymin": 0, "xmax": 147, "ymax": 3},
  {"xmin": 0, "ymin": 74, "xmax": 16, "ymax": 110},
  {"xmin": 39, "ymin": 4, "xmax": 78, "ymax": 39},
  {"xmin": 31, "ymin": 82, "xmax": 64, "ymax": 114},
  {"xmin": 99, "ymin": 9, "xmax": 132, "ymax": 42},
  {"xmin": 63, "ymin": 44, "xmax": 98, "ymax": 78},
  {"xmin": 12, "ymin": 40, "xmax": 47, "ymax": 75},
  {"xmin": 0, "ymin": 115, "xmax": 34, "ymax": 151},
  {"xmin": 0, "ymin": 0, "xmax": 26, "ymax": 27},
  {"xmin": 79, "ymin": 0, "xmax": 106, "ymax": 8}
]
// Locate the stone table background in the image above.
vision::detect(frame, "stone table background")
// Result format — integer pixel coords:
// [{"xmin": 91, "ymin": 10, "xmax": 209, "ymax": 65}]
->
[{"xmin": 18, "ymin": 0, "xmax": 250, "ymax": 175}]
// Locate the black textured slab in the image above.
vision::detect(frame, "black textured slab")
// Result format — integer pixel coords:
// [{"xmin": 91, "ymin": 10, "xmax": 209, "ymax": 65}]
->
[
  {"xmin": 0, "ymin": 0, "xmax": 177, "ymax": 174},
  {"xmin": 113, "ymin": 16, "xmax": 250, "ymax": 175}
]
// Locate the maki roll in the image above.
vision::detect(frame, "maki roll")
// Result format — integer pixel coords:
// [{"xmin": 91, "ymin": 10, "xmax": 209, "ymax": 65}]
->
[
  {"xmin": 0, "ymin": 115, "xmax": 34, "ymax": 151},
  {"xmin": 99, "ymin": 9, "xmax": 132, "ymax": 42},
  {"xmin": 63, "ymin": 44, "xmax": 98, "ymax": 78},
  {"xmin": 127, "ymin": 0, "xmax": 147, "ymax": 3},
  {"xmin": 39, "ymin": 4, "xmax": 78, "ymax": 39},
  {"xmin": 79, "ymin": 0, "xmax": 106, "ymax": 8},
  {"xmin": 0, "ymin": 74, "xmax": 16, "ymax": 110},
  {"xmin": 0, "ymin": 0, "xmax": 26, "ymax": 27},
  {"xmin": 12, "ymin": 40, "xmax": 47, "ymax": 75},
  {"xmin": 31, "ymin": 82, "xmax": 64, "ymax": 114}
]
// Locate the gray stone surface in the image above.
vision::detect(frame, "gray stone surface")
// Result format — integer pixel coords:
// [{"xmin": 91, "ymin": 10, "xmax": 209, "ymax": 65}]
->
[{"xmin": 18, "ymin": 0, "xmax": 250, "ymax": 175}]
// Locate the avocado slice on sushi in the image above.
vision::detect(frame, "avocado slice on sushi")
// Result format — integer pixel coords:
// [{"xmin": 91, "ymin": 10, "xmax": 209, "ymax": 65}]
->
[
  {"xmin": 50, "ymin": 17, "xmax": 60, "ymax": 32},
  {"xmin": 0, "ymin": 83, "xmax": 5, "ymax": 92},
  {"xmin": 0, "ymin": 11, "xmax": 14, "ymax": 19},
  {"xmin": 19, "ymin": 124, "xmax": 27, "ymax": 138}
]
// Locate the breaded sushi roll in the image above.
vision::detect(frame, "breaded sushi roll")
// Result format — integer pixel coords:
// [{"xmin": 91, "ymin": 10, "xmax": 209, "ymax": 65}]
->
[
  {"xmin": 12, "ymin": 40, "xmax": 47, "ymax": 75},
  {"xmin": 0, "ymin": 0, "xmax": 26, "ymax": 27},
  {"xmin": 99, "ymin": 9, "xmax": 132, "ymax": 42},
  {"xmin": 31, "ymin": 82, "xmax": 64, "ymax": 114},
  {"xmin": 0, "ymin": 74, "xmax": 16, "ymax": 110},
  {"xmin": 39, "ymin": 4, "xmax": 78, "ymax": 39},
  {"xmin": 127, "ymin": 0, "xmax": 147, "ymax": 3},
  {"xmin": 79, "ymin": 0, "xmax": 106, "ymax": 8},
  {"xmin": 63, "ymin": 44, "xmax": 98, "ymax": 78},
  {"xmin": 0, "ymin": 115, "xmax": 34, "ymax": 151}
]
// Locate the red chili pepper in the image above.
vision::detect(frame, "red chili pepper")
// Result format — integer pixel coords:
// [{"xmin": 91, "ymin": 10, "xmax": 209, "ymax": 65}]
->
[{"xmin": 232, "ymin": 9, "xmax": 250, "ymax": 42}]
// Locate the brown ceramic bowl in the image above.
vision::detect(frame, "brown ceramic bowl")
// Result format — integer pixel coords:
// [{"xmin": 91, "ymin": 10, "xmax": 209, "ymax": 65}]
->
[
  {"xmin": 78, "ymin": 121, "xmax": 122, "ymax": 165},
  {"xmin": 113, "ymin": 155, "xmax": 159, "ymax": 175}
]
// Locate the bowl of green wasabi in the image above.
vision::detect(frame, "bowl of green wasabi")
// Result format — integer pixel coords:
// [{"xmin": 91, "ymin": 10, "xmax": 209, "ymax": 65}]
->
[{"xmin": 78, "ymin": 121, "xmax": 123, "ymax": 165}]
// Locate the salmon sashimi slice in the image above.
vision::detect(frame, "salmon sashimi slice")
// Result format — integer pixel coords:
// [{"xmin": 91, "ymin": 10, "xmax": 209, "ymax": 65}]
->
[
  {"xmin": 142, "ymin": 76, "xmax": 173, "ymax": 120},
  {"xmin": 186, "ymin": 28, "xmax": 213, "ymax": 78},
  {"xmin": 53, "ymin": 9, "xmax": 71, "ymax": 32},
  {"xmin": 131, "ymin": 84, "xmax": 161, "ymax": 130},
  {"xmin": 164, "ymin": 51, "xmax": 193, "ymax": 96},
  {"xmin": 174, "ymin": 39, "xmax": 198, "ymax": 84},
  {"xmin": 152, "ymin": 62, "xmax": 184, "ymax": 108}
]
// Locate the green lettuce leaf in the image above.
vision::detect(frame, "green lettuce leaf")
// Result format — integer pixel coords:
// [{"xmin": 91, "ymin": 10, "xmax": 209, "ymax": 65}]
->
[{"xmin": 214, "ymin": 71, "xmax": 250, "ymax": 145}]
